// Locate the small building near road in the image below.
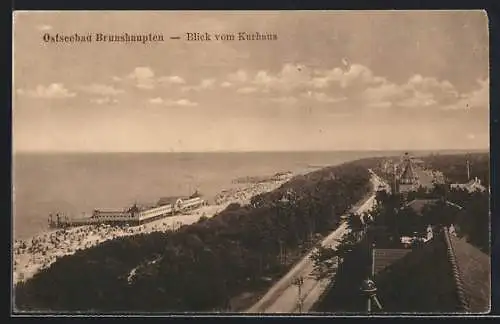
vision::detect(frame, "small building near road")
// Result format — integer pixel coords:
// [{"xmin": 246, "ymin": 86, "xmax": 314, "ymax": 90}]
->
[{"xmin": 450, "ymin": 177, "xmax": 486, "ymax": 193}]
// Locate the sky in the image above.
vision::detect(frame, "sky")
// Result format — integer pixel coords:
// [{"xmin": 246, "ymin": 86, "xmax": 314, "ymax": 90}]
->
[{"xmin": 12, "ymin": 10, "xmax": 490, "ymax": 152}]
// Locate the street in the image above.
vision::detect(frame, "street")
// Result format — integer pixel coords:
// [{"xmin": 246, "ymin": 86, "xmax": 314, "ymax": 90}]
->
[{"xmin": 246, "ymin": 171, "xmax": 387, "ymax": 313}]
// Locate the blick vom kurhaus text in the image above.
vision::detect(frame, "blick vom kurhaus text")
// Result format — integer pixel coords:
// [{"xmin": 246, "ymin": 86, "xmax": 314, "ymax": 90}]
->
[{"xmin": 42, "ymin": 32, "xmax": 279, "ymax": 44}]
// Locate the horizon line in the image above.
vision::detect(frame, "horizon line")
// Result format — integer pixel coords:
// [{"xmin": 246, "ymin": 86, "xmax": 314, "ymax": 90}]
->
[{"xmin": 12, "ymin": 148, "xmax": 490, "ymax": 154}]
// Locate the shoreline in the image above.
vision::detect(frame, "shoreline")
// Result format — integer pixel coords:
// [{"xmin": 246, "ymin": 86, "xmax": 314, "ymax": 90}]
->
[{"xmin": 13, "ymin": 175, "xmax": 293, "ymax": 285}]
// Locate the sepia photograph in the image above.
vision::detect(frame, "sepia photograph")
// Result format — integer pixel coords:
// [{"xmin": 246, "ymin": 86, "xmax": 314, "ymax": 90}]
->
[{"xmin": 12, "ymin": 10, "xmax": 490, "ymax": 314}]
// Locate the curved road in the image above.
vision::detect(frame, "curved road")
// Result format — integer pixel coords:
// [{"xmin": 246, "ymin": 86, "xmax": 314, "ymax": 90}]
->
[{"xmin": 246, "ymin": 170, "xmax": 388, "ymax": 313}]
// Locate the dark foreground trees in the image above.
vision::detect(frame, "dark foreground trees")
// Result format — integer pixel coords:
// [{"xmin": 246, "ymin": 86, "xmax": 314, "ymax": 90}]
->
[{"xmin": 15, "ymin": 160, "xmax": 374, "ymax": 312}]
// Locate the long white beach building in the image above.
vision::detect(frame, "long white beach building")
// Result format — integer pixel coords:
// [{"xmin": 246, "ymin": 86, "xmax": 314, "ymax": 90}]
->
[{"xmin": 48, "ymin": 194, "xmax": 206, "ymax": 228}]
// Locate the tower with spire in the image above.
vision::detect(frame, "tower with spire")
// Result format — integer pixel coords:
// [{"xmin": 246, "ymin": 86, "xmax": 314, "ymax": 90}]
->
[{"xmin": 398, "ymin": 152, "xmax": 418, "ymax": 185}]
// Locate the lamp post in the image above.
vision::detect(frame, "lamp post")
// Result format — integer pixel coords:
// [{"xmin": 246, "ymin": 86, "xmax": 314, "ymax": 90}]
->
[
  {"xmin": 292, "ymin": 276, "xmax": 305, "ymax": 313},
  {"xmin": 360, "ymin": 243, "xmax": 382, "ymax": 313},
  {"xmin": 360, "ymin": 278, "xmax": 382, "ymax": 312}
]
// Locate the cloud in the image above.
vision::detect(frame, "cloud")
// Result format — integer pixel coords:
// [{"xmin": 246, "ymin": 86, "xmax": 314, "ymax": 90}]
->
[
  {"xmin": 442, "ymin": 78, "xmax": 488, "ymax": 110},
  {"xmin": 466, "ymin": 78, "xmax": 489, "ymax": 108},
  {"xmin": 158, "ymin": 75, "xmax": 186, "ymax": 85},
  {"xmin": 120, "ymin": 68, "xmax": 187, "ymax": 89},
  {"xmin": 310, "ymin": 64, "xmax": 385, "ymax": 90},
  {"xmin": 338, "ymin": 64, "xmax": 386, "ymax": 89},
  {"xmin": 229, "ymin": 63, "xmax": 384, "ymax": 95},
  {"xmin": 361, "ymin": 73, "xmax": 463, "ymax": 110},
  {"xmin": 366, "ymin": 101, "xmax": 393, "ymax": 109},
  {"xmin": 310, "ymin": 75, "xmax": 333, "ymax": 89},
  {"xmin": 251, "ymin": 64, "xmax": 312, "ymax": 92},
  {"xmin": 173, "ymin": 99, "xmax": 198, "ymax": 107},
  {"xmin": 148, "ymin": 97, "xmax": 198, "ymax": 107},
  {"xmin": 200, "ymin": 79, "xmax": 215, "ymax": 89},
  {"xmin": 363, "ymin": 82, "xmax": 405, "ymax": 102},
  {"xmin": 397, "ymin": 91, "xmax": 437, "ymax": 108},
  {"xmin": 362, "ymin": 83, "xmax": 406, "ymax": 108},
  {"xmin": 225, "ymin": 63, "xmax": 487, "ymax": 113},
  {"xmin": 270, "ymin": 96, "xmax": 298, "ymax": 105},
  {"xmin": 127, "ymin": 67, "xmax": 155, "ymax": 89},
  {"xmin": 90, "ymin": 97, "xmax": 119, "ymax": 105},
  {"xmin": 237, "ymin": 87, "xmax": 258, "ymax": 94},
  {"xmin": 16, "ymin": 83, "xmax": 76, "ymax": 99},
  {"xmin": 182, "ymin": 78, "xmax": 216, "ymax": 92},
  {"xmin": 36, "ymin": 24, "xmax": 52, "ymax": 31},
  {"xmin": 406, "ymin": 75, "xmax": 458, "ymax": 104},
  {"xmin": 253, "ymin": 70, "xmax": 277, "ymax": 89},
  {"xmin": 149, "ymin": 97, "xmax": 165, "ymax": 104},
  {"xmin": 303, "ymin": 91, "xmax": 347, "ymax": 103},
  {"xmin": 228, "ymin": 70, "xmax": 248, "ymax": 83},
  {"xmin": 79, "ymin": 84, "xmax": 124, "ymax": 96}
]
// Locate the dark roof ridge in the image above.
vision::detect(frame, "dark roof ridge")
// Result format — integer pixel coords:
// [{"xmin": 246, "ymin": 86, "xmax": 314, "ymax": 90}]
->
[{"xmin": 443, "ymin": 228, "xmax": 470, "ymax": 312}]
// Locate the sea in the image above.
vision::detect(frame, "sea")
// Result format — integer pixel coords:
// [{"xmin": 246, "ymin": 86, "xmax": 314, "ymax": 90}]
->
[{"xmin": 11, "ymin": 150, "xmax": 475, "ymax": 240}]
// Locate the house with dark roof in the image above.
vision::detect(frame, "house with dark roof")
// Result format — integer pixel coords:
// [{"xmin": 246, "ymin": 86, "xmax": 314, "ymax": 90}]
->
[
  {"xmin": 373, "ymin": 248, "xmax": 412, "ymax": 274},
  {"xmin": 403, "ymin": 199, "xmax": 464, "ymax": 216},
  {"xmin": 372, "ymin": 229, "xmax": 490, "ymax": 313},
  {"xmin": 450, "ymin": 177, "xmax": 486, "ymax": 193},
  {"xmin": 312, "ymin": 228, "xmax": 490, "ymax": 314}
]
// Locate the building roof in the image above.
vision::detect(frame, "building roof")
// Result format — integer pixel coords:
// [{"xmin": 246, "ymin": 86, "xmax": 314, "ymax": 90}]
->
[
  {"xmin": 450, "ymin": 178, "xmax": 486, "ymax": 193},
  {"xmin": 133, "ymin": 203, "xmax": 158, "ymax": 211},
  {"xmin": 447, "ymin": 234, "xmax": 491, "ymax": 312},
  {"xmin": 274, "ymin": 171, "xmax": 293, "ymax": 176},
  {"xmin": 404, "ymin": 199, "xmax": 439, "ymax": 214},
  {"xmin": 400, "ymin": 164, "xmax": 415, "ymax": 181},
  {"xmin": 313, "ymin": 229, "xmax": 490, "ymax": 314},
  {"xmin": 373, "ymin": 230, "xmax": 490, "ymax": 313},
  {"xmin": 399, "ymin": 154, "xmax": 417, "ymax": 179},
  {"xmin": 372, "ymin": 233, "xmax": 461, "ymax": 313},
  {"xmin": 398, "ymin": 183, "xmax": 417, "ymax": 193},
  {"xmin": 157, "ymin": 196, "xmax": 184, "ymax": 206},
  {"xmin": 189, "ymin": 190, "xmax": 203, "ymax": 199},
  {"xmin": 403, "ymin": 199, "xmax": 464, "ymax": 216},
  {"xmin": 373, "ymin": 249, "xmax": 412, "ymax": 274}
]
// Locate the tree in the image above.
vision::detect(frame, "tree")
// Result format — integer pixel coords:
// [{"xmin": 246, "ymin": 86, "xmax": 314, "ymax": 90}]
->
[
  {"xmin": 397, "ymin": 207, "xmax": 425, "ymax": 237},
  {"xmin": 336, "ymin": 237, "xmax": 356, "ymax": 264},
  {"xmin": 15, "ymin": 160, "xmax": 375, "ymax": 312},
  {"xmin": 346, "ymin": 212, "xmax": 368, "ymax": 242}
]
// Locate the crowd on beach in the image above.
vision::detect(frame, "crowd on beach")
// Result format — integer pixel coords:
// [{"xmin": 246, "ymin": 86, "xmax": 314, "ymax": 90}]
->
[
  {"xmin": 13, "ymin": 174, "xmax": 292, "ymax": 285},
  {"xmin": 214, "ymin": 176, "xmax": 292, "ymax": 205}
]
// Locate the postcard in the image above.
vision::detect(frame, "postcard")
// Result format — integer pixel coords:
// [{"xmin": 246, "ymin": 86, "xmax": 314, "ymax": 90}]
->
[{"xmin": 12, "ymin": 10, "xmax": 490, "ymax": 315}]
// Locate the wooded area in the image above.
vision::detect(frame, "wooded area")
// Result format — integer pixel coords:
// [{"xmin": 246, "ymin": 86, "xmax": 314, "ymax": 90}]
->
[{"xmin": 15, "ymin": 161, "xmax": 372, "ymax": 312}]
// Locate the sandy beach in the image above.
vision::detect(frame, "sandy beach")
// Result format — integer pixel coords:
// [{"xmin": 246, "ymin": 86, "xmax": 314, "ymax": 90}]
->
[{"xmin": 12, "ymin": 176, "xmax": 292, "ymax": 285}]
